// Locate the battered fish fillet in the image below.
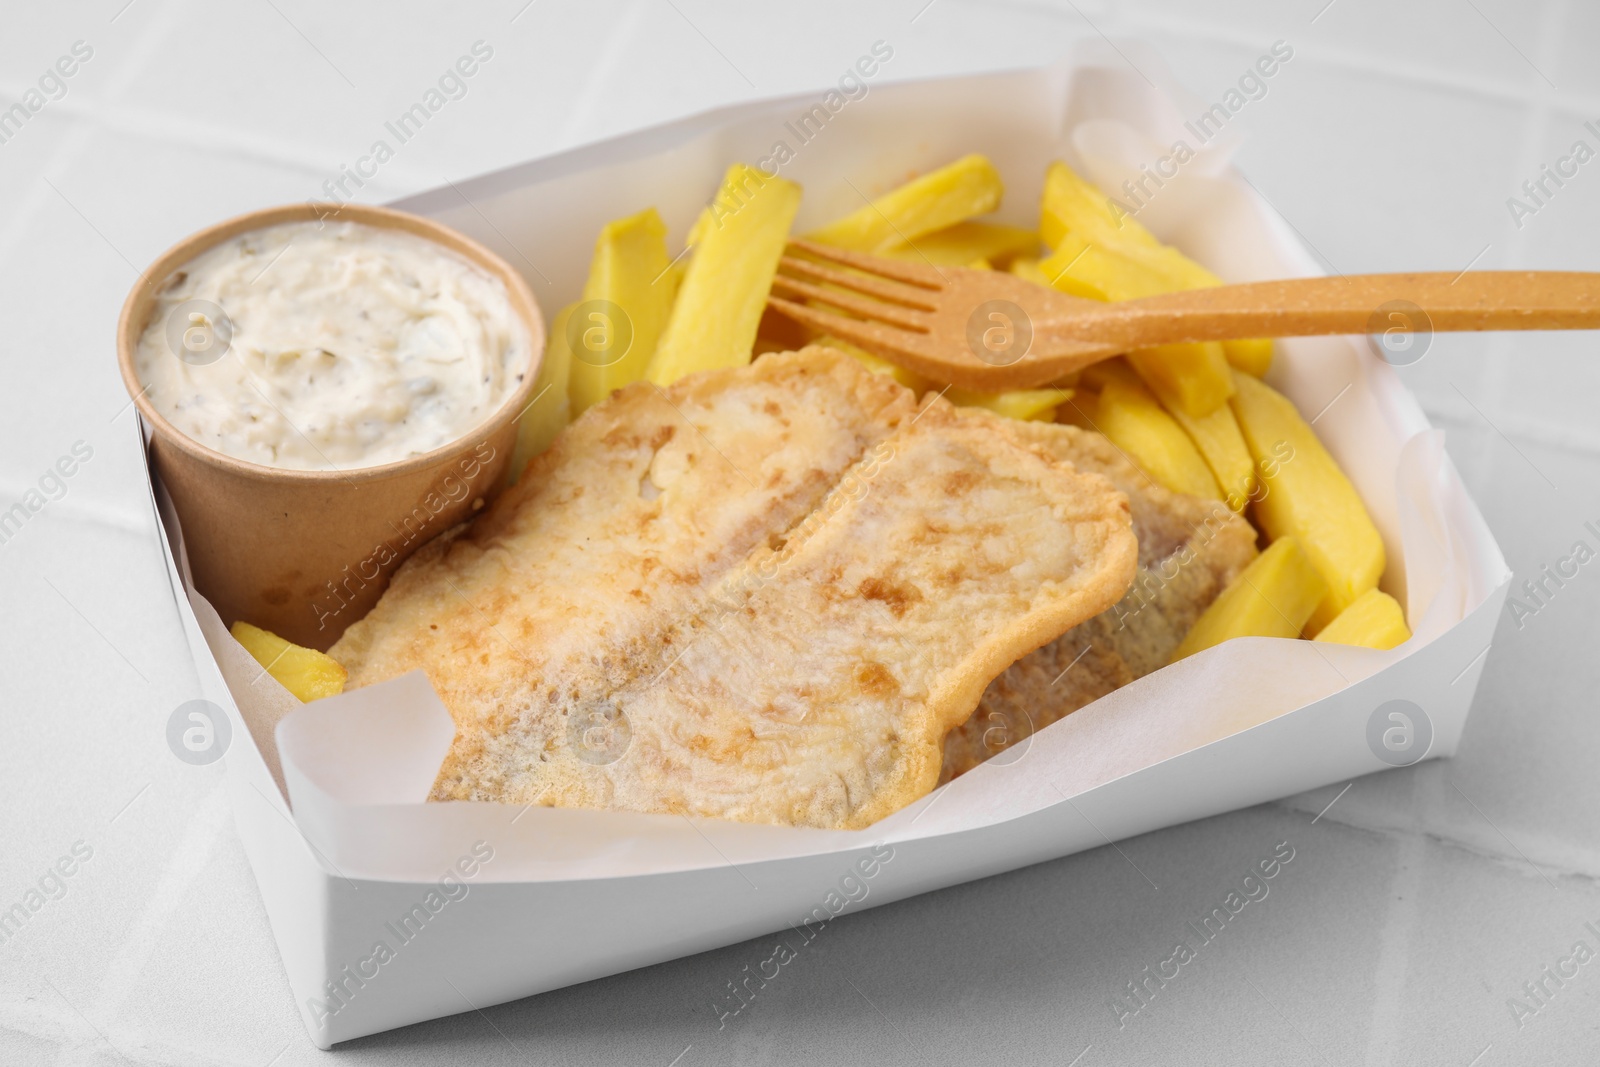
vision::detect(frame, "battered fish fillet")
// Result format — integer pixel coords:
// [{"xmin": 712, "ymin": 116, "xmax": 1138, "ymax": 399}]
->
[
  {"xmin": 940, "ymin": 423, "xmax": 1260, "ymax": 782},
  {"xmin": 330, "ymin": 347, "xmax": 1137, "ymax": 829}
]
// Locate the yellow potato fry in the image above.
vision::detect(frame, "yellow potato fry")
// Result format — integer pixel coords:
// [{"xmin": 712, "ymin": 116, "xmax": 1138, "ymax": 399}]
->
[
  {"xmin": 1171, "ymin": 536, "xmax": 1327, "ymax": 661},
  {"xmin": 1041, "ymin": 160, "xmax": 1274, "ymax": 372},
  {"xmin": 509, "ymin": 302, "xmax": 574, "ymax": 482},
  {"xmin": 568, "ymin": 208, "xmax": 682, "ymax": 416},
  {"xmin": 1027, "ymin": 250, "xmax": 1112, "ymax": 301},
  {"xmin": 1230, "ymin": 371, "xmax": 1386, "ymax": 632},
  {"xmin": 1089, "ymin": 361, "xmax": 1220, "ymax": 499},
  {"xmin": 816, "ymin": 334, "xmax": 930, "ymax": 391},
  {"xmin": 1042, "ymin": 162, "xmax": 1214, "ymax": 280},
  {"xmin": 647, "ymin": 164, "xmax": 802, "ymax": 385},
  {"xmin": 1040, "ymin": 232, "xmax": 1170, "ymax": 301},
  {"xmin": 1313, "ymin": 588, "xmax": 1411, "ymax": 650},
  {"xmin": 1146, "ymin": 375, "xmax": 1258, "ymax": 510},
  {"xmin": 230, "ymin": 621, "xmax": 347, "ymax": 701},
  {"xmin": 1040, "ymin": 159, "xmax": 1162, "ymax": 251},
  {"xmin": 1042, "ymin": 237, "xmax": 1275, "ymax": 368},
  {"xmin": 807, "ymin": 153, "xmax": 1003, "ymax": 252},
  {"xmin": 946, "ymin": 386, "xmax": 1066, "ymax": 421},
  {"xmin": 1127, "ymin": 341, "xmax": 1235, "ymax": 417},
  {"xmin": 880, "ymin": 221, "xmax": 1039, "ymax": 267},
  {"xmin": 1223, "ymin": 337, "xmax": 1274, "ymax": 377}
]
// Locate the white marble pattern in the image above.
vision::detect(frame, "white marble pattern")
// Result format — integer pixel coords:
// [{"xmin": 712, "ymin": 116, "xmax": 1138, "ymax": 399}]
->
[{"xmin": 1, "ymin": 0, "xmax": 1596, "ymax": 1063}]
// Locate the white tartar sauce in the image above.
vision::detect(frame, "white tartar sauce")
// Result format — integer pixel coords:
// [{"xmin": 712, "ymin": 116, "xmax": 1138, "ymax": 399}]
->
[{"xmin": 135, "ymin": 220, "xmax": 530, "ymax": 470}]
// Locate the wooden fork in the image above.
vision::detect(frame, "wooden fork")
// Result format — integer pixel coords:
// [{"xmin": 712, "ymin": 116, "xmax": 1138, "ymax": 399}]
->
[{"xmin": 766, "ymin": 238, "xmax": 1600, "ymax": 390}]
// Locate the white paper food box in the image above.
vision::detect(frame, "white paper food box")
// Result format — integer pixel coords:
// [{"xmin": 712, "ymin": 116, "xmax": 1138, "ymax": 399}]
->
[{"xmin": 141, "ymin": 43, "xmax": 1511, "ymax": 1048}]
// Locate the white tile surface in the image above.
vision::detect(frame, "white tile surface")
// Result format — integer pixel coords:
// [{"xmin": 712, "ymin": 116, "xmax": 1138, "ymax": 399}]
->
[{"xmin": 2, "ymin": 0, "xmax": 1598, "ymax": 1063}]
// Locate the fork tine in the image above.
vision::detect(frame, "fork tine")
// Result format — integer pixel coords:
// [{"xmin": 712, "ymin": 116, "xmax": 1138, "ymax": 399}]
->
[
  {"xmin": 787, "ymin": 238, "xmax": 947, "ymax": 288},
  {"xmin": 767, "ymin": 295, "xmax": 931, "ymax": 358},
  {"xmin": 778, "ymin": 256, "xmax": 940, "ymax": 310},
  {"xmin": 770, "ymin": 275, "xmax": 932, "ymax": 333}
]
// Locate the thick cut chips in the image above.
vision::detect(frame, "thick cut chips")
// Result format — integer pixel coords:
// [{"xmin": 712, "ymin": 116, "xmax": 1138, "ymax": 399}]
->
[{"xmin": 331, "ymin": 348, "xmax": 1137, "ymax": 829}]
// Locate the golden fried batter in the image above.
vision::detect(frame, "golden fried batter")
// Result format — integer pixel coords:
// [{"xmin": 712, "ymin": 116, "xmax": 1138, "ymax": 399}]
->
[
  {"xmin": 330, "ymin": 348, "xmax": 1137, "ymax": 828},
  {"xmin": 940, "ymin": 423, "xmax": 1259, "ymax": 781}
]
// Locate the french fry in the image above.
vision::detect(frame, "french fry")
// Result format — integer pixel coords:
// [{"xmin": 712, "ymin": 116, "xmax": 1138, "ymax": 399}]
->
[
  {"xmin": 880, "ymin": 221, "xmax": 1038, "ymax": 267},
  {"xmin": 817, "ymin": 335, "xmax": 930, "ymax": 391},
  {"xmin": 1127, "ymin": 341, "xmax": 1235, "ymax": 417},
  {"xmin": 1040, "ymin": 159, "xmax": 1162, "ymax": 251},
  {"xmin": 807, "ymin": 153, "xmax": 1003, "ymax": 252},
  {"xmin": 1036, "ymin": 158, "xmax": 1152, "ymax": 246},
  {"xmin": 1171, "ymin": 536, "xmax": 1327, "ymax": 661},
  {"xmin": 1223, "ymin": 337, "xmax": 1274, "ymax": 377},
  {"xmin": 1041, "ymin": 161, "xmax": 1216, "ymax": 288},
  {"xmin": 1145, "ymin": 373, "xmax": 1258, "ymax": 510},
  {"xmin": 1086, "ymin": 360, "xmax": 1220, "ymax": 499},
  {"xmin": 646, "ymin": 164, "xmax": 802, "ymax": 385},
  {"xmin": 568, "ymin": 208, "xmax": 682, "ymax": 416},
  {"xmin": 946, "ymin": 386, "xmax": 1066, "ymax": 422},
  {"xmin": 230, "ymin": 621, "xmax": 347, "ymax": 702},
  {"xmin": 1229, "ymin": 371, "xmax": 1386, "ymax": 633},
  {"xmin": 509, "ymin": 302, "xmax": 574, "ymax": 482},
  {"xmin": 1040, "ymin": 232, "xmax": 1172, "ymax": 301},
  {"xmin": 1016, "ymin": 251, "xmax": 1108, "ymax": 300},
  {"xmin": 1040, "ymin": 235, "xmax": 1239, "ymax": 424},
  {"xmin": 1040, "ymin": 160, "xmax": 1274, "ymax": 377},
  {"xmin": 1313, "ymin": 588, "xmax": 1411, "ymax": 650}
]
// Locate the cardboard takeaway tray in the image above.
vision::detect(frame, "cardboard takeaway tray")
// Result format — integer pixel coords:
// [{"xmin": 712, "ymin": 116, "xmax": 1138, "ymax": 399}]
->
[{"xmin": 142, "ymin": 42, "xmax": 1511, "ymax": 1048}]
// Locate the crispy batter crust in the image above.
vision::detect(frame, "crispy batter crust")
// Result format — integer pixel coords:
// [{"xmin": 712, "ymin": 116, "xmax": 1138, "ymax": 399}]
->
[
  {"xmin": 940, "ymin": 422, "xmax": 1260, "ymax": 781},
  {"xmin": 330, "ymin": 348, "xmax": 1137, "ymax": 828}
]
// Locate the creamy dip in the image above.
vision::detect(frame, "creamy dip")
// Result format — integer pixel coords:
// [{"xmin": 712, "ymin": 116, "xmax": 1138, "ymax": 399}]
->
[{"xmin": 134, "ymin": 220, "xmax": 530, "ymax": 470}]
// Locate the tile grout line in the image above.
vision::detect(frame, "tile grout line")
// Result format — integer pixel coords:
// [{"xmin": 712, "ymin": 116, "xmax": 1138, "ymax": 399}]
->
[
  {"xmin": 966, "ymin": 0, "xmax": 1600, "ymax": 114},
  {"xmin": 0, "ymin": 0, "xmax": 191, "ymax": 267},
  {"xmin": 1275, "ymin": 792, "xmax": 1600, "ymax": 887}
]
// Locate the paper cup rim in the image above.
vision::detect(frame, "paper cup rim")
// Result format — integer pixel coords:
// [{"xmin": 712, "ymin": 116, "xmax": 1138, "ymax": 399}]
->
[{"xmin": 116, "ymin": 201, "xmax": 546, "ymax": 485}]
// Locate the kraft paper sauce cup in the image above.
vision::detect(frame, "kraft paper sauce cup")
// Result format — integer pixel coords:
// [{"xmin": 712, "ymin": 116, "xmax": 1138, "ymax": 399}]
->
[{"xmin": 117, "ymin": 203, "xmax": 546, "ymax": 650}]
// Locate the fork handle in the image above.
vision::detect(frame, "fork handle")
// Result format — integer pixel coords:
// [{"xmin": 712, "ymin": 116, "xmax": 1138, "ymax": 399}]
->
[{"xmin": 1056, "ymin": 271, "xmax": 1600, "ymax": 348}]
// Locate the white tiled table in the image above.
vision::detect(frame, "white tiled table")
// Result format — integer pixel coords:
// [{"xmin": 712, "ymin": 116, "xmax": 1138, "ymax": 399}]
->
[{"xmin": 3, "ymin": 1, "xmax": 1596, "ymax": 1063}]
